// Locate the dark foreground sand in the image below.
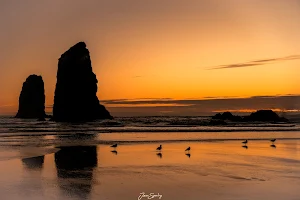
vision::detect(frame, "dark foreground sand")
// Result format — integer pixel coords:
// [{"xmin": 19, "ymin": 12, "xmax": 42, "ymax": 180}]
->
[{"xmin": 0, "ymin": 138, "xmax": 299, "ymax": 200}]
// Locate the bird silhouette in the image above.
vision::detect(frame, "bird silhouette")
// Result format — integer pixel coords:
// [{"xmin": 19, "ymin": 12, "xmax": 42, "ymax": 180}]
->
[
  {"xmin": 242, "ymin": 140, "xmax": 248, "ymax": 145},
  {"xmin": 185, "ymin": 147, "xmax": 191, "ymax": 152},
  {"xmin": 270, "ymin": 139, "xmax": 276, "ymax": 143},
  {"xmin": 242, "ymin": 145, "xmax": 248, "ymax": 149},
  {"xmin": 156, "ymin": 152, "xmax": 162, "ymax": 158},
  {"xmin": 185, "ymin": 153, "xmax": 191, "ymax": 158},
  {"xmin": 156, "ymin": 145, "xmax": 162, "ymax": 151},
  {"xmin": 270, "ymin": 144, "xmax": 276, "ymax": 148},
  {"xmin": 110, "ymin": 144, "xmax": 118, "ymax": 148},
  {"xmin": 111, "ymin": 150, "xmax": 118, "ymax": 155}
]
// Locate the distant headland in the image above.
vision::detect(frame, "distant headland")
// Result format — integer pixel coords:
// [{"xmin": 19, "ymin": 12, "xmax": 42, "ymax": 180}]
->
[{"xmin": 210, "ymin": 110, "xmax": 289, "ymax": 125}]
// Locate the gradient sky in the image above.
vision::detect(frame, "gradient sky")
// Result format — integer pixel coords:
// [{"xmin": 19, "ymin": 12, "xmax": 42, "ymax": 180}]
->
[{"xmin": 1, "ymin": 0, "xmax": 300, "ymax": 116}]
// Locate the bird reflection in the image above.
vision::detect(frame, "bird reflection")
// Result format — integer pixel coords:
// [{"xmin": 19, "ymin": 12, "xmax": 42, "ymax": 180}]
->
[
  {"xmin": 156, "ymin": 152, "xmax": 162, "ymax": 159},
  {"xmin": 111, "ymin": 150, "xmax": 118, "ymax": 155},
  {"xmin": 242, "ymin": 145, "xmax": 248, "ymax": 149},
  {"xmin": 185, "ymin": 153, "xmax": 191, "ymax": 158},
  {"xmin": 270, "ymin": 144, "xmax": 276, "ymax": 148},
  {"xmin": 22, "ymin": 156, "xmax": 44, "ymax": 169},
  {"xmin": 55, "ymin": 146, "xmax": 97, "ymax": 199}
]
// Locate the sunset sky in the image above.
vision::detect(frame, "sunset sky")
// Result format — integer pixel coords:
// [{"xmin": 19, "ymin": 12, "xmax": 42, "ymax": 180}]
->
[{"xmin": 1, "ymin": 0, "xmax": 300, "ymax": 116}]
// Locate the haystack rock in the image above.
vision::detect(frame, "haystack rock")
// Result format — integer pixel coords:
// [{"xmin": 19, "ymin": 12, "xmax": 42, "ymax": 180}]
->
[
  {"xmin": 15, "ymin": 75, "xmax": 46, "ymax": 119},
  {"xmin": 53, "ymin": 42, "xmax": 112, "ymax": 122}
]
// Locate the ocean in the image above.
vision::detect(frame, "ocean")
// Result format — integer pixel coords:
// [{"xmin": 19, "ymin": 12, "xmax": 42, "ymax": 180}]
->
[
  {"xmin": 1, "ymin": 116, "xmax": 300, "ymax": 200},
  {"xmin": 0, "ymin": 115, "xmax": 300, "ymax": 147}
]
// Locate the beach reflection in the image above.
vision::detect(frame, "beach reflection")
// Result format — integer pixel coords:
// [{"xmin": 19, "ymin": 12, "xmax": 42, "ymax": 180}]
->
[
  {"xmin": 0, "ymin": 140, "xmax": 300, "ymax": 200},
  {"xmin": 54, "ymin": 146, "xmax": 97, "ymax": 199}
]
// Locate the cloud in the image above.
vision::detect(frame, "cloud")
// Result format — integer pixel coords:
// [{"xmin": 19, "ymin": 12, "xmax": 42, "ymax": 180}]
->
[
  {"xmin": 208, "ymin": 54, "xmax": 300, "ymax": 70},
  {"xmin": 102, "ymin": 94, "xmax": 300, "ymax": 116},
  {"xmin": 102, "ymin": 94, "xmax": 300, "ymax": 105},
  {"xmin": 40, "ymin": 95, "xmax": 300, "ymax": 116},
  {"xmin": 101, "ymin": 98, "xmax": 172, "ymax": 104}
]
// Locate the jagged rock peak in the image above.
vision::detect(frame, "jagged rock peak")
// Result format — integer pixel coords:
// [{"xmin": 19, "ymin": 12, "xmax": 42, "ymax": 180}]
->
[
  {"xmin": 53, "ymin": 42, "xmax": 112, "ymax": 122},
  {"xmin": 60, "ymin": 42, "xmax": 87, "ymax": 58}
]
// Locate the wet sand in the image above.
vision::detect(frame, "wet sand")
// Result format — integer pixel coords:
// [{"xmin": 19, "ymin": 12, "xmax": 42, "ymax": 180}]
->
[{"xmin": 0, "ymin": 139, "xmax": 300, "ymax": 200}]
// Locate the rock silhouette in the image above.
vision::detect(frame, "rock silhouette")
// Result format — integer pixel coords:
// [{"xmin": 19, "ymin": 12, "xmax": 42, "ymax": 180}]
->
[
  {"xmin": 246, "ymin": 110, "xmax": 288, "ymax": 122},
  {"xmin": 212, "ymin": 110, "xmax": 288, "ymax": 123},
  {"xmin": 212, "ymin": 111, "xmax": 242, "ymax": 121},
  {"xmin": 15, "ymin": 75, "xmax": 46, "ymax": 119},
  {"xmin": 53, "ymin": 42, "xmax": 112, "ymax": 122}
]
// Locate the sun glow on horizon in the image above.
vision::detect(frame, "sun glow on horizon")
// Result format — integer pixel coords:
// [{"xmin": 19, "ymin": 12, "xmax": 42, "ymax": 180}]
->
[{"xmin": 1, "ymin": 0, "xmax": 300, "ymax": 115}]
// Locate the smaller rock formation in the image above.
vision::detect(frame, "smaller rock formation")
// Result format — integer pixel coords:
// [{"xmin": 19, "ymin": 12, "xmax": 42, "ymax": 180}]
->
[
  {"xmin": 246, "ymin": 110, "xmax": 288, "ymax": 122},
  {"xmin": 15, "ymin": 75, "xmax": 46, "ymax": 119},
  {"xmin": 211, "ymin": 110, "xmax": 289, "ymax": 123},
  {"xmin": 212, "ymin": 112, "xmax": 242, "ymax": 121}
]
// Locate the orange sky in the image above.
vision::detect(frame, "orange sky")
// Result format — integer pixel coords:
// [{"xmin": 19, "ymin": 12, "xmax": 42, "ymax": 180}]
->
[{"xmin": 0, "ymin": 0, "xmax": 300, "ymax": 115}]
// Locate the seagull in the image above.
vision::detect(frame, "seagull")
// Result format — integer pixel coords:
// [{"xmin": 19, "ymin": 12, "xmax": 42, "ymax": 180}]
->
[
  {"xmin": 185, "ymin": 147, "xmax": 191, "ymax": 152},
  {"xmin": 242, "ymin": 140, "xmax": 248, "ymax": 145},
  {"xmin": 156, "ymin": 145, "xmax": 162, "ymax": 151},
  {"xmin": 110, "ymin": 144, "xmax": 118, "ymax": 148},
  {"xmin": 270, "ymin": 139, "xmax": 276, "ymax": 143}
]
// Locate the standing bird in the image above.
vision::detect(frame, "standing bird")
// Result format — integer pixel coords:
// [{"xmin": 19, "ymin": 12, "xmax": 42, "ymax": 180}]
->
[
  {"xmin": 270, "ymin": 139, "xmax": 276, "ymax": 143},
  {"xmin": 242, "ymin": 140, "xmax": 248, "ymax": 145},
  {"xmin": 185, "ymin": 147, "xmax": 191, "ymax": 152},
  {"xmin": 111, "ymin": 144, "xmax": 118, "ymax": 148},
  {"xmin": 156, "ymin": 145, "xmax": 162, "ymax": 151}
]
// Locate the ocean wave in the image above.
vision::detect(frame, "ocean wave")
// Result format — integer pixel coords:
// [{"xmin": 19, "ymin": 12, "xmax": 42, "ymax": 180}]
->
[{"xmin": 0, "ymin": 116, "xmax": 299, "ymax": 135}]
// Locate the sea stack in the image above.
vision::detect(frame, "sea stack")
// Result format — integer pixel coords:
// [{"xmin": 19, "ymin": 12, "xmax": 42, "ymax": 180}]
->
[
  {"xmin": 53, "ymin": 42, "xmax": 112, "ymax": 122},
  {"xmin": 15, "ymin": 75, "xmax": 46, "ymax": 119}
]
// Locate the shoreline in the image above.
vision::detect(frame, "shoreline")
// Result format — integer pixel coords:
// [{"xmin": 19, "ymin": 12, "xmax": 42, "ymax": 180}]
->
[
  {"xmin": 1, "ymin": 131, "xmax": 300, "ymax": 148},
  {"xmin": 0, "ymin": 141, "xmax": 299, "ymax": 200}
]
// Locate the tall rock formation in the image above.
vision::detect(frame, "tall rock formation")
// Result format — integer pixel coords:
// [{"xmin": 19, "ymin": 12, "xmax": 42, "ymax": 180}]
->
[
  {"xmin": 15, "ymin": 75, "xmax": 46, "ymax": 119},
  {"xmin": 53, "ymin": 42, "xmax": 112, "ymax": 122}
]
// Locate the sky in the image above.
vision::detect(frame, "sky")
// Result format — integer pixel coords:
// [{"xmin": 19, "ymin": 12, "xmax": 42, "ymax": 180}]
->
[{"xmin": 1, "ymin": 0, "xmax": 300, "ymax": 116}]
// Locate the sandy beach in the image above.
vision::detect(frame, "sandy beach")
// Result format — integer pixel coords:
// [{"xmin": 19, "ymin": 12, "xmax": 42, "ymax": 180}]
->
[{"xmin": 0, "ymin": 134, "xmax": 299, "ymax": 200}]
